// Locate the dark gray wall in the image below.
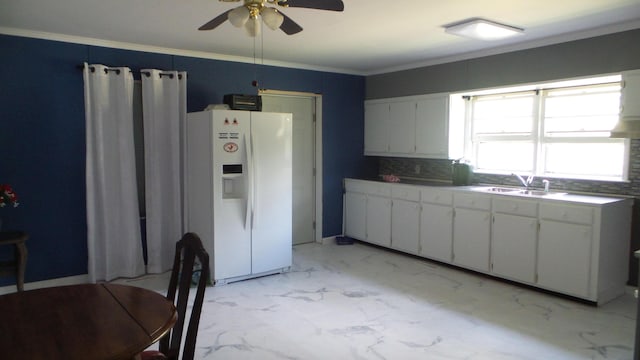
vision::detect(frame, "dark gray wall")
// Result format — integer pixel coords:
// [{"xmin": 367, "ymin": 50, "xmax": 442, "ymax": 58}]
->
[{"xmin": 366, "ymin": 28, "xmax": 640, "ymax": 99}]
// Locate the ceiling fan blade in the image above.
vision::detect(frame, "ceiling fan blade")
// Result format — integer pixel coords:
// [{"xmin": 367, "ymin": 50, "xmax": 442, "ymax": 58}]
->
[
  {"xmin": 198, "ymin": 9, "xmax": 233, "ymax": 30},
  {"xmin": 277, "ymin": 0, "xmax": 344, "ymax": 11},
  {"xmin": 279, "ymin": 11, "xmax": 303, "ymax": 35}
]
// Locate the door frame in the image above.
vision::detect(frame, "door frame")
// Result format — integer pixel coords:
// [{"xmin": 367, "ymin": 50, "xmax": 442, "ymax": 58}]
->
[{"xmin": 259, "ymin": 89, "xmax": 323, "ymax": 244}]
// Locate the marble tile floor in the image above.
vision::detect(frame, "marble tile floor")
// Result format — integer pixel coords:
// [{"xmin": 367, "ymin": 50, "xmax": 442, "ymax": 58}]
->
[{"xmin": 115, "ymin": 242, "xmax": 636, "ymax": 360}]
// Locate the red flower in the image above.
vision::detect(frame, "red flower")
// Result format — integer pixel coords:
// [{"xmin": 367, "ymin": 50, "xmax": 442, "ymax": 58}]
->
[{"xmin": 0, "ymin": 184, "xmax": 19, "ymax": 208}]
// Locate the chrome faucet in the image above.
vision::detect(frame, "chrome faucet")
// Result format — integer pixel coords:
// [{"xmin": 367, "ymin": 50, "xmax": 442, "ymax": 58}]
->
[
  {"xmin": 512, "ymin": 173, "xmax": 534, "ymax": 188},
  {"xmin": 542, "ymin": 179, "xmax": 550, "ymax": 192}
]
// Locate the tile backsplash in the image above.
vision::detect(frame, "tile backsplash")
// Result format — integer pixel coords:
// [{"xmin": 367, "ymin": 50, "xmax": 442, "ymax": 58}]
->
[{"xmin": 379, "ymin": 139, "xmax": 640, "ymax": 197}]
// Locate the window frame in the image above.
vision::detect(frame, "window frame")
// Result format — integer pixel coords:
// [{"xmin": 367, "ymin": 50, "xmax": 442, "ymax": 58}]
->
[{"xmin": 461, "ymin": 76, "xmax": 629, "ymax": 182}]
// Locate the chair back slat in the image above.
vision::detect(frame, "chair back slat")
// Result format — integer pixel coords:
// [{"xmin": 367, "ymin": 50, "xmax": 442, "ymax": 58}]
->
[{"xmin": 158, "ymin": 233, "xmax": 210, "ymax": 360}]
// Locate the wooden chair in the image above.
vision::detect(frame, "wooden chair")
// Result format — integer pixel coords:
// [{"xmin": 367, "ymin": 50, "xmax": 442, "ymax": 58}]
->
[
  {"xmin": 0, "ymin": 231, "xmax": 28, "ymax": 292},
  {"xmin": 140, "ymin": 233, "xmax": 210, "ymax": 360}
]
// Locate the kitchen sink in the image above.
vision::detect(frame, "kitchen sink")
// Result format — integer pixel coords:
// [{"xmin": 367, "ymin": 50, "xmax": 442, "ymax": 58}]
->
[
  {"xmin": 517, "ymin": 189, "xmax": 567, "ymax": 196},
  {"xmin": 479, "ymin": 187, "xmax": 519, "ymax": 193},
  {"xmin": 473, "ymin": 186, "xmax": 567, "ymax": 197}
]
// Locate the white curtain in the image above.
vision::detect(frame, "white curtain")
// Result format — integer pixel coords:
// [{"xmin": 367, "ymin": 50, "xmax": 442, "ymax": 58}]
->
[
  {"xmin": 141, "ymin": 69, "xmax": 187, "ymax": 273},
  {"xmin": 83, "ymin": 63, "xmax": 145, "ymax": 283}
]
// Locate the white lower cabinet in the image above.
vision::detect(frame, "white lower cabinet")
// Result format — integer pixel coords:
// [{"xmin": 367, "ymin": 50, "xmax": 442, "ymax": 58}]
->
[
  {"xmin": 343, "ymin": 179, "xmax": 391, "ymax": 247},
  {"xmin": 366, "ymin": 196, "xmax": 392, "ymax": 247},
  {"xmin": 390, "ymin": 185, "xmax": 421, "ymax": 254},
  {"xmin": 453, "ymin": 193, "xmax": 491, "ymax": 272},
  {"xmin": 538, "ymin": 220, "xmax": 592, "ymax": 298},
  {"xmin": 492, "ymin": 213, "xmax": 537, "ymax": 283},
  {"xmin": 344, "ymin": 191, "xmax": 367, "ymax": 240},
  {"xmin": 343, "ymin": 178, "xmax": 632, "ymax": 304},
  {"xmin": 491, "ymin": 198, "xmax": 538, "ymax": 283},
  {"xmin": 391, "ymin": 199, "xmax": 420, "ymax": 253},
  {"xmin": 453, "ymin": 208, "xmax": 491, "ymax": 272},
  {"xmin": 419, "ymin": 189, "xmax": 454, "ymax": 262},
  {"xmin": 537, "ymin": 203, "xmax": 594, "ymax": 299}
]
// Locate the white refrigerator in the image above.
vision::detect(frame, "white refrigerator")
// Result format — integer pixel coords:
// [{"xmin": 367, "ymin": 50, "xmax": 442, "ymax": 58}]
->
[{"xmin": 185, "ymin": 109, "xmax": 292, "ymax": 285}]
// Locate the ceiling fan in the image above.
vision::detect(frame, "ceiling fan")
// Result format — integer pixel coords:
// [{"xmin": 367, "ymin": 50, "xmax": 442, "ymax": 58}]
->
[{"xmin": 198, "ymin": 0, "xmax": 345, "ymax": 37}]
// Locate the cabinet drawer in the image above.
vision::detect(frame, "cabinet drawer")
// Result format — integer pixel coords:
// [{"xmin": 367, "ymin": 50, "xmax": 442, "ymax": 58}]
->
[
  {"xmin": 345, "ymin": 180, "xmax": 391, "ymax": 197},
  {"xmin": 392, "ymin": 185, "xmax": 420, "ymax": 201},
  {"xmin": 493, "ymin": 198, "xmax": 537, "ymax": 217},
  {"xmin": 540, "ymin": 203, "xmax": 593, "ymax": 225},
  {"xmin": 344, "ymin": 179, "xmax": 368, "ymax": 193},
  {"xmin": 454, "ymin": 193, "xmax": 491, "ymax": 210},
  {"xmin": 421, "ymin": 188, "xmax": 453, "ymax": 205},
  {"xmin": 364, "ymin": 182, "xmax": 391, "ymax": 197}
]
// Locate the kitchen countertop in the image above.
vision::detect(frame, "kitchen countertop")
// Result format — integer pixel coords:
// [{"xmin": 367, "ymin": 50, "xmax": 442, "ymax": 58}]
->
[{"xmin": 347, "ymin": 177, "xmax": 632, "ymax": 206}]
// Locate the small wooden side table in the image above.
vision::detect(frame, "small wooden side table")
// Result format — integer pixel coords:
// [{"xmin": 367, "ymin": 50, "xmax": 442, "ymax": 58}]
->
[{"xmin": 0, "ymin": 231, "xmax": 28, "ymax": 292}]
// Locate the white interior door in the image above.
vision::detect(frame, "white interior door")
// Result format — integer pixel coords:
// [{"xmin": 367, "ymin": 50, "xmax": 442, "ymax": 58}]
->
[{"xmin": 261, "ymin": 93, "xmax": 317, "ymax": 244}]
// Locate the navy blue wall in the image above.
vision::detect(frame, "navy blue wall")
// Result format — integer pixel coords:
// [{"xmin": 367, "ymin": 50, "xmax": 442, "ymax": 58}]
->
[{"xmin": 0, "ymin": 34, "xmax": 376, "ymax": 286}]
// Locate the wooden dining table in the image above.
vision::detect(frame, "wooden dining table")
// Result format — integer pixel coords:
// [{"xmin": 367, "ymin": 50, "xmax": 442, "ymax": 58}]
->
[{"xmin": 0, "ymin": 283, "xmax": 177, "ymax": 360}]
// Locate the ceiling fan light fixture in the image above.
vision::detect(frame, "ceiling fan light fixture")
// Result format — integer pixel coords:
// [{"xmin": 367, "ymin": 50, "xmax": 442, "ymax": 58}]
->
[
  {"xmin": 444, "ymin": 18, "xmax": 523, "ymax": 41},
  {"xmin": 228, "ymin": 6, "xmax": 250, "ymax": 27},
  {"xmin": 245, "ymin": 16, "xmax": 261, "ymax": 37},
  {"xmin": 261, "ymin": 7, "xmax": 284, "ymax": 30}
]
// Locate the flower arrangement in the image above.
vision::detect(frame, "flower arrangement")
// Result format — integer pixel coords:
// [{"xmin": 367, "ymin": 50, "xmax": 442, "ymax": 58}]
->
[{"xmin": 0, "ymin": 184, "xmax": 19, "ymax": 208}]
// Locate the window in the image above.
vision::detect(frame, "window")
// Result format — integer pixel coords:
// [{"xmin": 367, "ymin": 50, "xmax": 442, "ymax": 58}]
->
[{"xmin": 463, "ymin": 76, "xmax": 628, "ymax": 181}]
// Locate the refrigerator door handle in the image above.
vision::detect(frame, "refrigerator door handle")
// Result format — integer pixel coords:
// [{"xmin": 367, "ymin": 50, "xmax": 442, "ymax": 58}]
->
[
  {"xmin": 244, "ymin": 132, "xmax": 253, "ymax": 230},
  {"xmin": 250, "ymin": 131, "xmax": 258, "ymax": 229}
]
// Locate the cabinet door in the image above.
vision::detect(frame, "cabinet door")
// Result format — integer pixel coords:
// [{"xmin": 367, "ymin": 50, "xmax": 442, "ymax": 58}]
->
[
  {"xmin": 453, "ymin": 208, "xmax": 491, "ymax": 272},
  {"xmin": 366, "ymin": 196, "xmax": 392, "ymax": 247},
  {"xmin": 419, "ymin": 203, "xmax": 453, "ymax": 262},
  {"xmin": 538, "ymin": 220, "xmax": 592, "ymax": 298},
  {"xmin": 622, "ymin": 70, "xmax": 640, "ymax": 118},
  {"xmin": 391, "ymin": 199, "xmax": 420, "ymax": 254},
  {"xmin": 344, "ymin": 192, "xmax": 367, "ymax": 240},
  {"xmin": 491, "ymin": 213, "xmax": 537, "ymax": 283},
  {"xmin": 415, "ymin": 95, "xmax": 449, "ymax": 158},
  {"xmin": 364, "ymin": 103, "xmax": 390, "ymax": 154},
  {"xmin": 388, "ymin": 101, "xmax": 416, "ymax": 154}
]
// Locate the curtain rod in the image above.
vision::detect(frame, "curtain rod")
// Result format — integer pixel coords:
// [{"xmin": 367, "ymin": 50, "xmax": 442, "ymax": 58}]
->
[
  {"xmin": 76, "ymin": 65, "xmax": 185, "ymax": 79},
  {"xmin": 140, "ymin": 71, "xmax": 185, "ymax": 80},
  {"xmin": 76, "ymin": 65, "xmax": 131, "ymax": 74}
]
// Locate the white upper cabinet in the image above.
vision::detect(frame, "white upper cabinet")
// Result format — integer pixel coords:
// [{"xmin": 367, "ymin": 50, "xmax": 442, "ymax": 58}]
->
[
  {"xmin": 621, "ymin": 69, "xmax": 640, "ymax": 118},
  {"xmin": 364, "ymin": 93, "xmax": 451, "ymax": 158},
  {"xmin": 389, "ymin": 101, "xmax": 417, "ymax": 154},
  {"xmin": 364, "ymin": 102, "xmax": 390, "ymax": 153},
  {"xmin": 415, "ymin": 95, "xmax": 449, "ymax": 157}
]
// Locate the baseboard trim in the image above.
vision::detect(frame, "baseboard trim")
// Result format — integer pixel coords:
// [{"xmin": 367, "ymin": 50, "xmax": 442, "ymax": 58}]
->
[
  {"xmin": 0, "ymin": 274, "xmax": 89, "ymax": 295},
  {"xmin": 320, "ymin": 236, "xmax": 337, "ymax": 245}
]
